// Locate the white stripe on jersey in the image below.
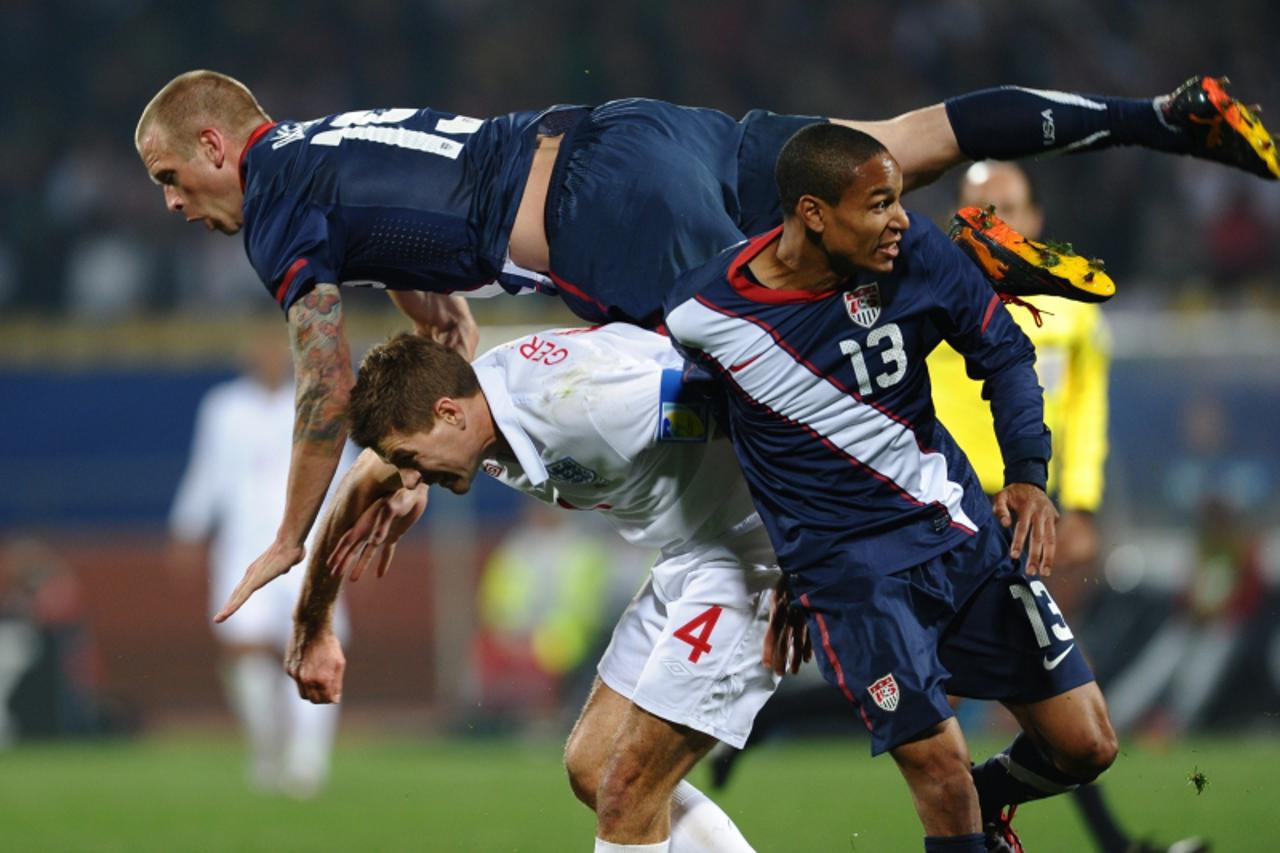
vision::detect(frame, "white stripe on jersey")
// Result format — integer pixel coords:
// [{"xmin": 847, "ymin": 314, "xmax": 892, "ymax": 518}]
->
[{"xmin": 667, "ymin": 298, "xmax": 978, "ymax": 532}]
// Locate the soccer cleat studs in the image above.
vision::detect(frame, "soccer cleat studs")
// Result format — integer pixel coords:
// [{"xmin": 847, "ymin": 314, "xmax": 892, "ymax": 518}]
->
[{"xmin": 949, "ymin": 205, "xmax": 1116, "ymax": 304}]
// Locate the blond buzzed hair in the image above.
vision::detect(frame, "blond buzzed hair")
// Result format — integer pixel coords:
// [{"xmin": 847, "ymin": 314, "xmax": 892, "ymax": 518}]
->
[{"xmin": 135, "ymin": 70, "xmax": 270, "ymax": 157}]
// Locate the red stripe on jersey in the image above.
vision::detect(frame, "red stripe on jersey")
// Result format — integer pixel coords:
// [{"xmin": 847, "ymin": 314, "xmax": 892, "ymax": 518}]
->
[
  {"xmin": 800, "ymin": 593, "xmax": 875, "ymax": 733},
  {"xmin": 696, "ymin": 343, "xmax": 976, "ymax": 535},
  {"xmin": 692, "ymin": 293, "xmax": 917, "ymax": 433},
  {"xmin": 275, "ymin": 258, "xmax": 310, "ymax": 305},
  {"xmin": 726, "ymin": 227, "xmax": 838, "ymax": 304},
  {"xmin": 239, "ymin": 121, "xmax": 279, "ymax": 191},
  {"xmin": 979, "ymin": 293, "xmax": 1001, "ymax": 334},
  {"xmin": 548, "ymin": 271, "xmax": 611, "ymax": 316}
]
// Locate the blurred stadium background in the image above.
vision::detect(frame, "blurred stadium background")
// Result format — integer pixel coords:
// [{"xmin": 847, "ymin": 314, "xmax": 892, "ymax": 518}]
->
[{"xmin": 2, "ymin": 1, "xmax": 1279, "ymax": 850}]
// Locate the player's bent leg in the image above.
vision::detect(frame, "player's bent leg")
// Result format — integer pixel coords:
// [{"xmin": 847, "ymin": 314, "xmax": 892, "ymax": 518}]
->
[
  {"xmin": 889, "ymin": 718, "xmax": 983, "ymax": 837},
  {"xmin": 1004, "ymin": 681, "xmax": 1118, "ymax": 783},
  {"xmin": 832, "ymin": 106, "xmax": 962, "ymax": 192},
  {"xmin": 564, "ymin": 677, "xmax": 633, "ymax": 810},
  {"xmin": 970, "ymin": 683, "xmax": 1117, "ymax": 843},
  {"xmin": 595, "ymin": 702, "xmax": 718, "ymax": 844}
]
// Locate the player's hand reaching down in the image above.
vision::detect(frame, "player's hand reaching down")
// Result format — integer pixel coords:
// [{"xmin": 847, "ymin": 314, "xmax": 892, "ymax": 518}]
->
[
  {"xmin": 327, "ymin": 485, "xmax": 428, "ymax": 581},
  {"xmin": 763, "ymin": 575, "xmax": 812, "ymax": 676},
  {"xmin": 214, "ymin": 539, "xmax": 306, "ymax": 623},
  {"xmin": 286, "ymin": 623, "xmax": 346, "ymax": 704},
  {"xmin": 992, "ymin": 483, "xmax": 1058, "ymax": 576}
]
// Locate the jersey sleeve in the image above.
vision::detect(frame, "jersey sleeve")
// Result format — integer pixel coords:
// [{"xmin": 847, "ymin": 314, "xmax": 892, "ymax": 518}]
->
[
  {"xmin": 1056, "ymin": 307, "xmax": 1110, "ymax": 511},
  {"xmin": 923, "ymin": 225, "xmax": 1051, "ymax": 489},
  {"xmin": 244, "ymin": 194, "xmax": 344, "ymax": 313}
]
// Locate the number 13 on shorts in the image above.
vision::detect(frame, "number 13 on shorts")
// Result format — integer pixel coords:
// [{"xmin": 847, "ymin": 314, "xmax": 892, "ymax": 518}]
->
[{"xmin": 673, "ymin": 606, "xmax": 723, "ymax": 663}]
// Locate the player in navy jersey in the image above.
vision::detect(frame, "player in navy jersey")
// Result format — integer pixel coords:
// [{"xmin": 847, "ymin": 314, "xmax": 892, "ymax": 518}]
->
[
  {"xmin": 664, "ymin": 124, "xmax": 1116, "ymax": 853},
  {"xmin": 135, "ymin": 69, "xmax": 1278, "ymax": 632}
]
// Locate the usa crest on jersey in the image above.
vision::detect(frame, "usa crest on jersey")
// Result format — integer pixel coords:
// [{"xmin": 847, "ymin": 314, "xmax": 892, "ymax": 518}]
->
[
  {"xmin": 868, "ymin": 673, "xmax": 900, "ymax": 711},
  {"xmin": 844, "ymin": 283, "xmax": 881, "ymax": 328}
]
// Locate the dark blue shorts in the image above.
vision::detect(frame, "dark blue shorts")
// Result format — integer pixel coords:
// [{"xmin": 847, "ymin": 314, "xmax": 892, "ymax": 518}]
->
[
  {"xmin": 543, "ymin": 99, "xmax": 824, "ymax": 327},
  {"xmin": 791, "ymin": 524, "xmax": 1095, "ymax": 755}
]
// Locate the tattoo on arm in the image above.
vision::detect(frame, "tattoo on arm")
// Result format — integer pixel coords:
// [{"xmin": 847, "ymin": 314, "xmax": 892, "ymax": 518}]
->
[{"xmin": 288, "ymin": 284, "xmax": 354, "ymax": 446}]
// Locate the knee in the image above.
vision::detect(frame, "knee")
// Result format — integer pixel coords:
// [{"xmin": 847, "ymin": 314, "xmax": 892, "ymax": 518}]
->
[
  {"xmin": 1054, "ymin": 719, "xmax": 1119, "ymax": 783},
  {"xmin": 563, "ymin": 730, "xmax": 601, "ymax": 809},
  {"xmin": 893, "ymin": 734, "xmax": 977, "ymax": 804},
  {"xmin": 595, "ymin": 751, "xmax": 647, "ymax": 829}
]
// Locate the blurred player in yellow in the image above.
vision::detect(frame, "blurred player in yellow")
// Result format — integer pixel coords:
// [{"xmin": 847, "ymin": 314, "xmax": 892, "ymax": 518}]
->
[
  {"xmin": 929, "ymin": 162, "xmax": 1205, "ymax": 853},
  {"xmin": 930, "ymin": 162, "xmax": 1108, "ymax": 574}
]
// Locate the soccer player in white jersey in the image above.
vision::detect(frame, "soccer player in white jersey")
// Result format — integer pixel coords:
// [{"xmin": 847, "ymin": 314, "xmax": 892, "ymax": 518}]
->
[
  {"xmin": 169, "ymin": 327, "xmax": 351, "ymax": 796},
  {"xmin": 277, "ymin": 325, "xmax": 788, "ymax": 852}
]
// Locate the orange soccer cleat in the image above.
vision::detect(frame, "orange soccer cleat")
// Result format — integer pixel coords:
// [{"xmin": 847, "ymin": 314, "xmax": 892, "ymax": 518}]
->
[
  {"xmin": 949, "ymin": 205, "xmax": 1116, "ymax": 304},
  {"xmin": 1162, "ymin": 75, "xmax": 1280, "ymax": 180}
]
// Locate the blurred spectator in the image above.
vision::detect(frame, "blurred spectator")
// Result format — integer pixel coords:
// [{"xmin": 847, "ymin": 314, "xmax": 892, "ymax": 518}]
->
[
  {"xmin": 1104, "ymin": 497, "xmax": 1266, "ymax": 735},
  {"xmin": 0, "ymin": 538, "xmax": 113, "ymax": 742},
  {"xmin": 169, "ymin": 324, "xmax": 351, "ymax": 797},
  {"xmin": 1107, "ymin": 395, "xmax": 1271, "ymax": 737},
  {"xmin": 472, "ymin": 502, "xmax": 615, "ymax": 728}
]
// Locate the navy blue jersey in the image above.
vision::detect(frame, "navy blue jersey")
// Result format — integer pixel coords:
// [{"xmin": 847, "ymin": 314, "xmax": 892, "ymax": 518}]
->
[
  {"xmin": 240, "ymin": 106, "xmax": 585, "ymax": 311},
  {"xmin": 664, "ymin": 216, "xmax": 1051, "ymax": 578}
]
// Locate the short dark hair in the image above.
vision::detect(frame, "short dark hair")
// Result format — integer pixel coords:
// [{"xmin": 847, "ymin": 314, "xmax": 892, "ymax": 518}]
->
[
  {"xmin": 347, "ymin": 333, "xmax": 480, "ymax": 451},
  {"xmin": 776, "ymin": 123, "xmax": 889, "ymax": 216}
]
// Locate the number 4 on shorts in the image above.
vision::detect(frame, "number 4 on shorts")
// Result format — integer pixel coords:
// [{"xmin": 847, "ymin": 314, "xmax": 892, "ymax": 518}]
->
[{"xmin": 673, "ymin": 606, "xmax": 723, "ymax": 663}]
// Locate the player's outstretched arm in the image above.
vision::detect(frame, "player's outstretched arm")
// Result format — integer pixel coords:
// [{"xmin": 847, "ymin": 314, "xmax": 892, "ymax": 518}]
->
[
  {"xmin": 285, "ymin": 448, "xmax": 427, "ymax": 702},
  {"xmin": 388, "ymin": 291, "xmax": 480, "ymax": 359},
  {"xmin": 325, "ymin": 450, "xmax": 428, "ymax": 582},
  {"xmin": 214, "ymin": 284, "xmax": 354, "ymax": 622}
]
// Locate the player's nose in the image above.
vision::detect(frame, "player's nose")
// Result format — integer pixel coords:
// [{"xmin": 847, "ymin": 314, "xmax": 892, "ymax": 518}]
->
[
  {"xmin": 892, "ymin": 204, "xmax": 909, "ymax": 232},
  {"xmin": 164, "ymin": 186, "xmax": 183, "ymax": 213}
]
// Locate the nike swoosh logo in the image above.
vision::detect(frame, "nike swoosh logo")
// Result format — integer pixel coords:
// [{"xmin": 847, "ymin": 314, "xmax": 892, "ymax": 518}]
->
[
  {"xmin": 729, "ymin": 353, "xmax": 763, "ymax": 373},
  {"xmin": 1043, "ymin": 644, "xmax": 1075, "ymax": 671}
]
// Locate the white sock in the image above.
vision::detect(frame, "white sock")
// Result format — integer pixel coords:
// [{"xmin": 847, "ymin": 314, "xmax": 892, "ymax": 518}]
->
[
  {"xmin": 669, "ymin": 780, "xmax": 755, "ymax": 852},
  {"xmin": 594, "ymin": 840, "xmax": 670, "ymax": 852},
  {"xmin": 279, "ymin": 674, "xmax": 341, "ymax": 797},
  {"xmin": 223, "ymin": 654, "xmax": 284, "ymax": 790}
]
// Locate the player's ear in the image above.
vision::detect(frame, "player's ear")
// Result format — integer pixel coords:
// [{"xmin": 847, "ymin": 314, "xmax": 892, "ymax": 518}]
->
[
  {"xmin": 198, "ymin": 128, "xmax": 227, "ymax": 168},
  {"xmin": 796, "ymin": 194, "xmax": 826, "ymax": 233},
  {"xmin": 435, "ymin": 397, "xmax": 464, "ymax": 428}
]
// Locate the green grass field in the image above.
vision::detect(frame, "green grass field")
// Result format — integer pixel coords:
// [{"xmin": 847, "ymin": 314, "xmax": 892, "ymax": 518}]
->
[{"xmin": 1, "ymin": 731, "xmax": 1277, "ymax": 851}]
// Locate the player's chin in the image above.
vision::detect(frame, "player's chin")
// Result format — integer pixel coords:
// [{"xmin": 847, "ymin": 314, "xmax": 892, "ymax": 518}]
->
[{"xmin": 444, "ymin": 476, "xmax": 472, "ymax": 495}]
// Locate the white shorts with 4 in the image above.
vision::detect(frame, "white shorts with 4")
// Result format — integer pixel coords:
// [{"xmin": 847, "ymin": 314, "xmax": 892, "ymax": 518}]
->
[{"xmin": 596, "ymin": 522, "xmax": 780, "ymax": 748}]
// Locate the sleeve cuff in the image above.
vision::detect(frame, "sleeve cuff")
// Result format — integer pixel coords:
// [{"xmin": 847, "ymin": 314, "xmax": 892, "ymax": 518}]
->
[{"xmin": 1004, "ymin": 458, "xmax": 1048, "ymax": 491}]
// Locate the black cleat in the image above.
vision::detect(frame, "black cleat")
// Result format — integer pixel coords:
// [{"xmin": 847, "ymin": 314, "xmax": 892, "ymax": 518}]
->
[{"xmin": 1161, "ymin": 75, "xmax": 1280, "ymax": 179}]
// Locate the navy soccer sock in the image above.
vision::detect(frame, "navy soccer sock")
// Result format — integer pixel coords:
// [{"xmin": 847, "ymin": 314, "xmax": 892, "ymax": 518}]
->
[
  {"xmin": 1071, "ymin": 783, "xmax": 1132, "ymax": 853},
  {"xmin": 924, "ymin": 833, "xmax": 986, "ymax": 852},
  {"xmin": 944, "ymin": 85, "xmax": 1185, "ymax": 161},
  {"xmin": 971, "ymin": 733, "xmax": 1083, "ymax": 824}
]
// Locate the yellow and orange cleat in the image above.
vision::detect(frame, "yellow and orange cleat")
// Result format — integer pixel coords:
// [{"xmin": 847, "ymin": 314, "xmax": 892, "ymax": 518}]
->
[
  {"xmin": 1163, "ymin": 75, "xmax": 1280, "ymax": 180},
  {"xmin": 949, "ymin": 205, "xmax": 1116, "ymax": 304}
]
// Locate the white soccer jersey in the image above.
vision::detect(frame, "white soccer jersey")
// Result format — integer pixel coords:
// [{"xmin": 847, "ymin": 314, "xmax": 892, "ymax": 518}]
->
[
  {"xmin": 472, "ymin": 324, "xmax": 780, "ymax": 746},
  {"xmin": 170, "ymin": 377, "xmax": 350, "ymax": 645},
  {"xmin": 474, "ymin": 324, "xmax": 760, "ymax": 554}
]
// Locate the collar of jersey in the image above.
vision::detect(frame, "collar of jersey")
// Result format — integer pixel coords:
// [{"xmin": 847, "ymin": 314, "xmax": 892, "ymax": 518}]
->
[
  {"xmin": 727, "ymin": 226, "xmax": 839, "ymax": 305},
  {"xmin": 239, "ymin": 121, "xmax": 279, "ymax": 192},
  {"xmin": 473, "ymin": 363, "xmax": 549, "ymax": 486}
]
